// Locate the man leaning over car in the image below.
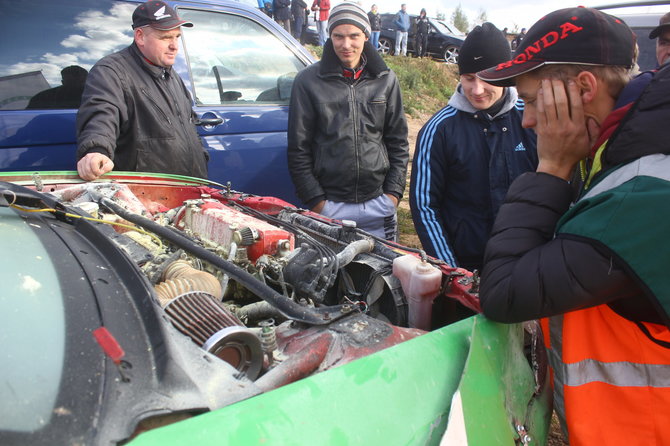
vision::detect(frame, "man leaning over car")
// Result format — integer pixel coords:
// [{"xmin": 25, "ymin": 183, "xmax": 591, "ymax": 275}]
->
[{"xmin": 76, "ymin": 1, "xmax": 208, "ymax": 181}]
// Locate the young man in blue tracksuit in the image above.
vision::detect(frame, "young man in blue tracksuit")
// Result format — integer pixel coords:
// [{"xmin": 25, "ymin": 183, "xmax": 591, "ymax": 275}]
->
[{"xmin": 410, "ymin": 23, "xmax": 537, "ymax": 271}]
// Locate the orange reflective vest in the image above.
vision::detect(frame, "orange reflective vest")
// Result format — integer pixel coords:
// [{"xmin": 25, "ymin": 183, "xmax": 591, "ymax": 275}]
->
[{"xmin": 540, "ymin": 306, "xmax": 670, "ymax": 445}]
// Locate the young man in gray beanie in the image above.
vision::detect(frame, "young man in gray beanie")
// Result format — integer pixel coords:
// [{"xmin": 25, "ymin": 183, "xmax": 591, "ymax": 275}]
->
[
  {"xmin": 288, "ymin": 2, "xmax": 409, "ymax": 240},
  {"xmin": 409, "ymin": 22, "xmax": 537, "ymax": 271}
]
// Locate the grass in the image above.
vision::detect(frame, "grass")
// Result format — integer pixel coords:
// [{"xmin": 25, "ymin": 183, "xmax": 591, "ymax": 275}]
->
[{"xmin": 383, "ymin": 55, "xmax": 457, "ymax": 117}]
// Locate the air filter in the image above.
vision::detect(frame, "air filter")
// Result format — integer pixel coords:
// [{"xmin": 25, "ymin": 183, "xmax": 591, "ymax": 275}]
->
[{"xmin": 164, "ymin": 291, "xmax": 263, "ymax": 379}]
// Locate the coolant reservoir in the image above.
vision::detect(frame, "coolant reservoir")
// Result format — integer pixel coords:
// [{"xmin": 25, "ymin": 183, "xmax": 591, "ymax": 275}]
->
[{"xmin": 392, "ymin": 254, "xmax": 442, "ymax": 330}]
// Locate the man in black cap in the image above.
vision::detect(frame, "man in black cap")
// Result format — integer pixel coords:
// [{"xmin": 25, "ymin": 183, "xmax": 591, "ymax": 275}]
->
[
  {"xmin": 477, "ymin": 7, "xmax": 670, "ymax": 445},
  {"xmin": 288, "ymin": 2, "xmax": 408, "ymax": 240},
  {"xmin": 650, "ymin": 11, "xmax": 670, "ymax": 66},
  {"xmin": 409, "ymin": 22, "xmax": 537, "ymax": 272},
  {"xmin": 76, "ymin": 1, "xmax": 208, "ymax": 181}
]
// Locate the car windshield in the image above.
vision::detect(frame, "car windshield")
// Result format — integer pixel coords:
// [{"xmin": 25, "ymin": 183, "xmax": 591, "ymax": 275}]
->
[
  {"xmin": 432, "ymin": 20, "xmax": 459, "ymax": 36},
  {"xmin": 0, "ymin": 207, "xmax": 66, "ymax": 432}
]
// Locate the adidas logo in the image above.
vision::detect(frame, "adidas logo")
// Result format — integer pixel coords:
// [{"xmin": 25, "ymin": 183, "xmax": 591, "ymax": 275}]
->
[
  {"xmin": 514, "ymin": 142, "xmax": 526, "ymax": 152},
  {"xmin": 154, "ymin": 6, "xmax": 171, "ymax": 20}
]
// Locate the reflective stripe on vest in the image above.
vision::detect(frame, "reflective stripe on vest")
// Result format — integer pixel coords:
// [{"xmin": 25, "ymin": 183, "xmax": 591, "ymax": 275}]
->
[
  {"xmin": 544, "ymin": 306, "xmax": 670, "ymax": 445},
  {"xmin": 582, "ymin": 153, "xmax": 670, "ymax": 200}
]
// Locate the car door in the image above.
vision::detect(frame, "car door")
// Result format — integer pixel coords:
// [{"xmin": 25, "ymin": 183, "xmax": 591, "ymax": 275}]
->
[{"xmin": 174, "ymin": 2, "xmax": 313, "ymax": 204}]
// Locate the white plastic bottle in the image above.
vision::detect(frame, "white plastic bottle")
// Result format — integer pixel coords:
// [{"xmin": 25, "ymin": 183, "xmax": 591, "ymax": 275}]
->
[{"xmin": 392, "ymin": 254, "xmax": 442, "ymax": 330}]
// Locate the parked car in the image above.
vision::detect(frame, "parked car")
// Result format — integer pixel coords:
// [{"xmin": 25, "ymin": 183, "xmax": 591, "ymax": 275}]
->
[
  {"xmin": 299, "ymin": 13, "xmax": 321, "ymax": 45},
  {"xmin": 0, "ymin": 0, "xmax": 314, "ymax": 206},
  {"xmin": 378, "ymin": 13, "xmax": 464, "ymax": 63},
  {"xmin": 0, "ymin": 171, "xmax": 552, "ymax": 446},
  {"xmin": 595, "ymin": 2, "xmax": 669, "ymax": 71}
]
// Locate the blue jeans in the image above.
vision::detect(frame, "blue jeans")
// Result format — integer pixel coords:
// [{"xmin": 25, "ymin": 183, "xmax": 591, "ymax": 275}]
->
[
  {"xmin": 317, "ymin": 20, "xmax": 328, "ymax": 46},
  {"xmin": 370, "ymin": 31, "xmax": 380, "ymax": 51},
  {"xmin": 395, "ymin": 30, "xmax": 408, "ymax": 56}
]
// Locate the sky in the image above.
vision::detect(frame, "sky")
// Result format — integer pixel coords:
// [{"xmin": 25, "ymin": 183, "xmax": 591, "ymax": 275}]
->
[{"xmin": 331, "ymin": 0, "xmax": 670, "ymax": 33}]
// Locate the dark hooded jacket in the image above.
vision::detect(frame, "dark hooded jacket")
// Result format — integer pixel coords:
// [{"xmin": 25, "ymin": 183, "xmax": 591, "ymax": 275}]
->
[
  {"xmin": 480, "ymin": 67, "xmax": 670, "ymax": 328},
  {"xmin": 287, "ymin": 40, "xmax": 409, "ymax": 206}
]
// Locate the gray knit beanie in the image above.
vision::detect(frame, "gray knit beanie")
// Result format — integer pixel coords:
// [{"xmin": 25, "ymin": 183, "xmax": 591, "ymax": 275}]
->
[
  {"xmin": 458, "ymin": 22, "xmax": 511, "ymax": 75},
  {"xmin": 328, "ymin": 2, "xmax": 371, "ymax": 37}
]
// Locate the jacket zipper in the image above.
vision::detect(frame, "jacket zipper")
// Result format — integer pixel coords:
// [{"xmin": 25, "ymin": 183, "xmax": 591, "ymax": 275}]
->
[
  {"xmin": 141, "ymin": 88, "xmax": 172, "ymax": 126},
  {"xmin": 349, "ymin": 82, "xmax": 359, "ymax": 202}
]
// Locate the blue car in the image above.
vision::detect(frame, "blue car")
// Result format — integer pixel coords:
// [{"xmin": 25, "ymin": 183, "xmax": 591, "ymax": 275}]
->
[{"xmin": 0, "ymin": 0, "xmax": 314, "ymax": 205}]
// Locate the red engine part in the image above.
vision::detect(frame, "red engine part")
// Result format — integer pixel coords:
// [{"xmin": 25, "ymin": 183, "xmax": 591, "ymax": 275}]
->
[{"xmin": 181, "ymin": 200, "xmax": 294, "ymax": 262}]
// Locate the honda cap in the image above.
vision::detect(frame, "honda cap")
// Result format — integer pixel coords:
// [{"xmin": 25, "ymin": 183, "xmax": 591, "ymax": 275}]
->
[
  {"xmin": 477, "ymin": 7, "xmax": 636, "ymax": 86},
  {"xmin": 132, "ymin": 1, "xmax": 193, "ymax": 31}
]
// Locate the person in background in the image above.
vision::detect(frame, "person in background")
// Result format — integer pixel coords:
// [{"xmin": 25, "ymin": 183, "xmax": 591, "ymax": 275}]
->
[
  {"xmin": 650, "ymin": 11, "xmax": 670, "ymax": 66},
  {"xmin": 393, "ymin": 3, "xmax": 410, "ymax": 56},
  {"xmin": 76, "ymin": 1, "xmax": 208, "ymax": 181},
  {"xmin": 368, "ymin": 4, "xmax": 381, "ymax": 51},
  {"xmin": 288, "ymin": 2, "xmax": 409, "ymax": 240},
  {"xmin": 510, "ymin": 27, "xmax": 525, "ymax": 50},
  {"xmin": 262, "ymin": 1, "xmax": 273, "ymax": 18},
  {"xmin": 477, "ymin": 7, "xmax": 670, "ymax": 445},
  {"xmin": 311, "ymin": 0, "xmax": 330, "ymax": 46},
  {"xmin": 415, "ymin": 8, "xmax": 430, "ymax": 58},
  {"xmin": 291, "ymin": 0, "xmax": 307, "ymax": 41},
  {"xmin": 274, "ymin": 0, "xmax": 291, "ymax": 33},
  {"xmin": 410, "ymin": 22, "xmax": 537, "ymax": 271}
]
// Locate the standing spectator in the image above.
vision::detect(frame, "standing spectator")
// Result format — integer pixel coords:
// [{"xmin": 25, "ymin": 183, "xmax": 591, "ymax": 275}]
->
[
  {"xmin": 311, "ymin": 0, "xmax": 330, "ymax": 46},
  {"xmin": 415, "ymin": 8, "xmax": 430, "ymax": 58},
  {"xmin": 650, "ymin": 11, "xmax": 670, "ymax": 66},
  {"xmin": 510, "ymin": 27, "xmax": 525, "ymax": 50},
  {"xmin": 288, "ymin": 2, "xmax": 409, "ymax": 240},
  {"xmin": 76, "ymin": 1, "xmax": 208, "ymax": 181},
  {"xmin": 477, "ymin": 7, "xmax": 670, "ymax": 445},
  {"xmin": 263, "ymin": 1, "xmax": 273, "ymax": 18},
  {"xmin": 274, "ymin": 0, "xmax": 291, "ymax": 33},
  {"xmin": 291, "ymin": 0, "xmax": 308, "ymax": 40},
  {"xmin": 410, "ymin": 22, "xmax": 537, "ymax": 271},
  {"xmin": 393, "ymin": 4, "xmax": 410, "ymax": 56},
  {"xmin": 368, "ymin": 4, "xmax": 381, "ymax": 51}
]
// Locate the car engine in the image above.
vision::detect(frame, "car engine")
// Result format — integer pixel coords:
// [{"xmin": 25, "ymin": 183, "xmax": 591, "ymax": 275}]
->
[{"xmin": 13, "ymin": 179, "xmax": 479, "ymax": 387}]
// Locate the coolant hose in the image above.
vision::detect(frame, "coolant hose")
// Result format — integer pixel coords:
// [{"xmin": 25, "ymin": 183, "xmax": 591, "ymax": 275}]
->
[
  {"xmin": 335, "ymin": 239, "xmax": 374, "ymax": 268},
  {"xmin": 96, "ymin": 196, "xmax": 349, "ymax": 325}
]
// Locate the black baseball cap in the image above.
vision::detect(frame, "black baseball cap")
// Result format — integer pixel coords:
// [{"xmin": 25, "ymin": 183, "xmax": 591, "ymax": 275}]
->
[
  {"xmin": 649, "ymin": 12, "xmax": 670, "ymax": 39},
  {"xmin": 477, "ymin": 7, "xmax": 636, "ymax": 86},
  {"xmin": 132, "ymin": 1, "xmax": 193, "ymax": 31}
]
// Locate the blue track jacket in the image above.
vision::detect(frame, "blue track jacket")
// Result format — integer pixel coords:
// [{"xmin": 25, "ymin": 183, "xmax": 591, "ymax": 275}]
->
[{"xmin": 410, "ymin": 86, "xmax": 537, "ymax": 271}]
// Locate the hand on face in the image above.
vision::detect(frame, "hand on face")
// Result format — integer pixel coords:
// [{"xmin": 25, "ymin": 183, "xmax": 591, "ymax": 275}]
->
[{"xmin": 534, "ymin": 78, "xmax": 598, "ymax": 180}]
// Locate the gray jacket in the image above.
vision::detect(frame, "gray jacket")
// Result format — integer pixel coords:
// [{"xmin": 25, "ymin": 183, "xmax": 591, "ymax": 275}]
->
[
  {"xmin": 287, "ymin": 40, "xmax": 409, "ymax": 206},
  {"xmin": 77, "ymin": 43, "xmax": 208, "ymax": 178}
]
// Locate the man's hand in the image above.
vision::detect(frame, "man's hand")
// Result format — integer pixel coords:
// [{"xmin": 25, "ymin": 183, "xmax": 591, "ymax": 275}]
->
[
  {"xmin": 77, "ymin": 153, "xmax": 114, "ymax": 181},
  {"xmin": 535, "ymin": 79, "xmax": 597, "ymax": 181},
  {"xmin": 385, "ymin": 193, "xmax": 399, "ymax": 207},
  {"xmin": 311, "ymin": 200, "xmax": 326, "ymax": 214}
]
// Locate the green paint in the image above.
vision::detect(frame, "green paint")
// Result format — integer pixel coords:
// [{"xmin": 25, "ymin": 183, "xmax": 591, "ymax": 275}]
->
[{"xmin": 130, "ymin": 316, "xmax": 551, "ymax": 445}]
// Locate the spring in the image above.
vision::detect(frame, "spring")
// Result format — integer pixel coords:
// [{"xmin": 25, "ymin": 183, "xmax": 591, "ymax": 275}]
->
[{"xmin": 259, "ymin": 318, "xmax": 278, "ymax": 354}]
